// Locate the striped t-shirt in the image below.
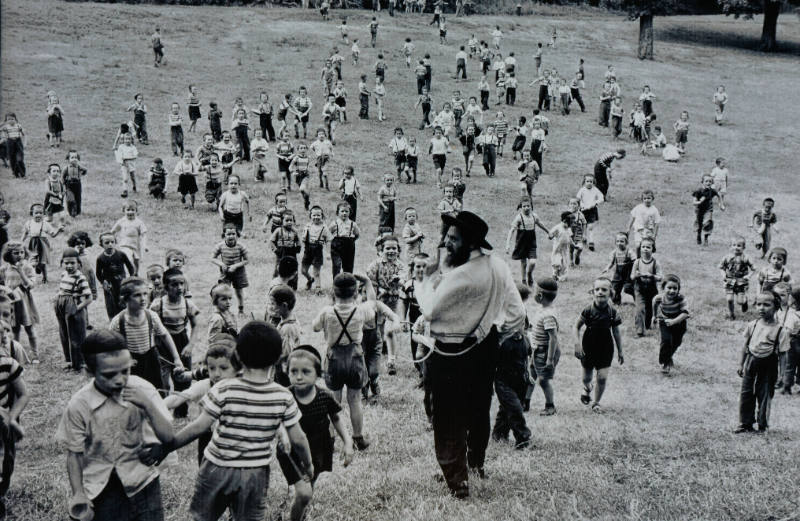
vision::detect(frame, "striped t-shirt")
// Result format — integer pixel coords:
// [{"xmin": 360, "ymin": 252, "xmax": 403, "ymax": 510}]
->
[
  {"xmin": 653, "ymin": 294, "xmax": 688, "ymax": 321},
  {"xmin": 213, "ymin": 241, "xmax": 248, "ymax": 267},
  {"xmin": 57, "ymin": 271, "xmax": 92, "ymax": 301},
  {"xmin": 531, "ymin": 311, "xmax": 558, "ymax": 351},
  {"xmin": 110, "ymin": 310, "xmax": 169, "ymax": 355},
  {"xmin": 0, "ymin": 355, "xmax": 22, "ymax": 409},
  {"xmin": 201, "ymin": 378, "xmax": 300, "ymax": 467}
]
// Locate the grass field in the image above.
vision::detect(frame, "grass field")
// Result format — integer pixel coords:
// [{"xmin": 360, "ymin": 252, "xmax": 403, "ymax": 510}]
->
[{"xmin": 2, "ymin": 1, "xmax": 800, "ymax": 520}]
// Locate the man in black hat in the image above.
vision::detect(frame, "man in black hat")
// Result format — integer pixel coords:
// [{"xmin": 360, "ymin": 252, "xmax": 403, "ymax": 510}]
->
[{"xmin": 416, "ymin": 211, "xmax": 526, "ymax": 498}]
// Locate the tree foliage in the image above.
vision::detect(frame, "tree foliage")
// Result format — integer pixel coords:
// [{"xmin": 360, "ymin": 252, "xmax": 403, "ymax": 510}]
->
[{"xmin": 717, "ymin": 0, "xmax": 799, "ymax": 51}]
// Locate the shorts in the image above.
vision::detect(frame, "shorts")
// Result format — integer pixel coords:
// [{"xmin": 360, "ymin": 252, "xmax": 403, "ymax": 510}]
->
[
  {"xmin": 676, "ymin": 129, "xmax": 688, "ymax": 144},
  {"xmin": 582, "ymin": 207, "xmax": 599, "ymax": 224},
  {"xmin": 394, "ymin": 152, "xmax": 407, "ymax": 169},
  {"xmin": 324, "ymin": 343, "xmax": 367, "ymax": 391},
  {"xmin": 316, "ymin": 155, "xmax": 330, "ymax": 170},
  {"xmin": 432, "ymin": 153, "xmax": 446, "ymax": 170},
  {"xmin": 221, "ymin": 265, "xmax": 248, "ymax": 289},
  {"xmin": 276, "ymin": 432, "xmax": 333, "ymax": 485},
  {"xmin": 581, "ymin": 328, "xmax": 614, "ymax": 370},
  {"xmin": 532, "ymin": 347, "xmax": 560, "ymax": 380},
  {"xmin": 188, "ymin": 105, "xmax": 201, "ymax": 121},
  {"xmin": 178, "ymin": 174, "xmax": 198, "ymax": 195},
  {"xmin": 295, "ymin": 170, "xmax": 309, "ymax": 186},
  {"xmin": 278, "ymin": 158, "xmax": 291, "ymax": 174},
  {"xmin": 302, "ymin": 243, "xmax": 324, "ymax": 268},
  {"xmin": 189, "ymin": 460, "xmax": 269, "ymax": 521},
  {"xmin": 725, "ymin": 277, "xmax": 749, "ymax": 295}
]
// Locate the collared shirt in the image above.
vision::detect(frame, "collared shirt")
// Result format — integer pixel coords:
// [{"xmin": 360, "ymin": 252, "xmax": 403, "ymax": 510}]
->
[
  {"xmin": 56, "ymin": 376, "xmax": 169, "ymax": 499},
  {"xmin": 719, "ymin": 253, "xmax": 754, "ymax": 279},
  {"xmin": 417, "ymin": 250, "xmax": 525, "ymax": 344},
  {"xmin": 745, "ymin": 318, "xmax": 789, "ymax": 358},
  {"xmin": 313, "ymin": 303, "xmax": 366, "ymax": 347},
  {"xmin": 367, "ymin": 258, "xmax": 407, "ymax": 301}
]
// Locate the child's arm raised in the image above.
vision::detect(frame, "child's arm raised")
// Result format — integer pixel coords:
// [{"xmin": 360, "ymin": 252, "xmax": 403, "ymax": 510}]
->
[{"xmin": 121, "ymin": 385, "xmax": 175, "ymax": 444}]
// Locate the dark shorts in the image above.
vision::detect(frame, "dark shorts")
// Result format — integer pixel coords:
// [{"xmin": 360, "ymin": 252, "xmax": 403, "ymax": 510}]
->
[
  {"xmin": 581, "ymin": 328, "xmax": 614, "ymax": 370},
  {"xmin": 94, "ymin": 473, "xmax": 163, "ymax": 521},
  {"xmin": 324, "ymin": 343, "xmax": 367, "ymax": 391},
  {"xmin": 302, "ymin": 243, "xmax": 324, "ymax": 268},
  {"xmin": 178, "ymin": 174, "xmax": 198, "ymax": 195},
  {"xmin": 189, "ymin": 461, "xmax": 269, "ymax": 521},
  {"xmin": 725, "ymin": 277, "xmax": 749, "ymax": 295},
  {"xmin": 532, "ymin": 348, "xmax": 560, "ymax": 380},
  {"xmin": 278, "ymin": 158, "xmax": 291, "ymax": 174},
  {"xmin": 676, "ymin": 129, "xmax": 688, "ymax": 144},
  {"xmin": 394, "ymin": 152, "xmax": 407, "ymax": 168},
  {"xmin": 276, "ymin": 432, "xmax": 333, "ymax": 485},
  {"xmin": 188, "ymin": 105, "xmax": 201, "ymax": 121},
  {"xmin": 582, "ymin": 207, "xmax": 599, "ymax": 224},
  {"xmin": 432, "ymin": 153, "xmax": 446, "ymax": 170},
  {"xmin": 221, "ymin": 266, "xmax": 248, "ymax": 289}
]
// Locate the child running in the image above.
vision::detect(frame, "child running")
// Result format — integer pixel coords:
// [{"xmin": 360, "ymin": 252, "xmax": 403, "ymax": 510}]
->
[
  {"xmin": 719, "ymin": 237, "xmax": 755, "ymax": 320},
  {"xmin": 505, "ymin": 198, "xmax": 550, "ymax": 287},
  {"xmin": 575, "ymin": 278, "xmax": 624, "ymax": 414},
  {"xmin": 653, "ymin": 274, "xmax": 690, "ymax": 374}
]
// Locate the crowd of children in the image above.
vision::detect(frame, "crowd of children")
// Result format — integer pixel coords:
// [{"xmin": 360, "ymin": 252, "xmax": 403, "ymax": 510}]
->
[{"xmin": 0, "ymin": 3, "xmax": 797, "ymax": 519}]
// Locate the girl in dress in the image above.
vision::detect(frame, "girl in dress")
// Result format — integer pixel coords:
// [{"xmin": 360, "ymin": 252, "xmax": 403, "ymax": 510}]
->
[
  {"xmin": 21, "ymin": 203, "xmax": 63, "ymax": 283},
  {"xmin": 0, "ymin": 241, "xmax": 40, "ymax": 361},
  {"xmin": 46, "ymin": 91, "xmax": 65, "ymax": 147}
]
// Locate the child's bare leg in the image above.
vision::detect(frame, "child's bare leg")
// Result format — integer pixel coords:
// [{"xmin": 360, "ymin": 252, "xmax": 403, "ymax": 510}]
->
[
  {"xmin": 726, "ymin": 294, "xmax": 736, "ymax": 318},
  {"xmin": 346, "ymin": 387, "xmax": 363, "ymax": 437},
  {"xmin": 24, "ymin": 325, "xmax": 39, "ymax": 358},
  {"xmin": 737, "ymin": 292, "xmax": 748, "ymax": 312},
  {"xmin": 312, "ymin": 265, "xmax": 321, "ymax": 289},
  {"xmin": 289, "ymin": 481, "xmax": 313, "ymax": 521},
  {"xmin": 593, "ymin": 367, "xmax": 609, "ymax": 405},
  {"xmin": 525, "ymin": 260, "xmax": 535, "ymax": 286},
  {"xmin": 235, "ymin": 288, "xmax": 245, "ymax": 312},
  {"xmin": 190, "ymin": 194, "xmax": 195, "ymax": 208},
  {"xmin": 518, "ymin": 260, "xmax": 527, "ymax": 285},
  {"xmin": 538, "ymin": 377, "xmax": 554, "ymax": 409},
  {"xmin": 385, "ymin": 330, "xmax": 396, "ymax": 372}
]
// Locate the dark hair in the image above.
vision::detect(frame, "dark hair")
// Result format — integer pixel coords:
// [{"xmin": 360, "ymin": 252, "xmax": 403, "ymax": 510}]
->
[
  {"xmin": 163, "ymin": 267, "xmax": 185, "ymax": 286},
  {"xmin": 119, "ymin": 277, "xmax": 148, "ymax": 304},
  {"xmin": 288, "ymin": 345, "xmax": 323, "ymax": 377},
  {"xmin": 661, "ymin": 274, "xmax": 681, "ymax": 290},
  {"xmin": 206, "ymin": 340, "xmax": 242, "ymax": 371},
  {"xmin": 278, "ymin": 256, "xmax": 299, "ymax": 278},
  {"xmin": 236, "ymin": 321, "xmax": 283, "ymax": 369},
  {"xmin": 0, "ymin": 210, "xmax": 9, "ymax": 225},
  {"xmin": 332, "ymin": 272, "xmax": 358, "ymax": 299},
  {"xmin": 560, "ymin": 211, "xmax": 572, "ymax": 223},
  {"xmin": 763, "ymin": 197, "xmax": 775, "ymax": 204},
  {"xmin": 221, "ymin": 222, "xmax": 240, "ymax": 238},
  {"xmin": 82, "ymin": 329, "xmax": 128, "ymax": 372},
  {"xmin": 271, "ymin": 284, "xmax": 296, "ymax": 311},
  {"xmin": 67, "ymin": 230, "xmax": 93, "ymax": 248}
]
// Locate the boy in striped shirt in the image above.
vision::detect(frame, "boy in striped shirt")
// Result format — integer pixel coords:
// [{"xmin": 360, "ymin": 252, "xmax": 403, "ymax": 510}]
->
[
  {"xmin": 530, "ymin": 278, "xmax": 559, "ymax": 416},
  {"xmin": 0, "ymin": 332, "xmax": 28, "ymax": 517},
  {"xmin": 164, "ymin": 321, "xmax": 313, "ymax": 521}
]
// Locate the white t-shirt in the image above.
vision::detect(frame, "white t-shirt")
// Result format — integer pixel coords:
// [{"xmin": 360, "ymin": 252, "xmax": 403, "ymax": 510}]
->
[
  {"xmin": 630, "ymin": 204, "xmax": 661, "ymax": 233},
  {"xmin": 576, "ymin": 186, "xmax": 604, "ymax": 210}
]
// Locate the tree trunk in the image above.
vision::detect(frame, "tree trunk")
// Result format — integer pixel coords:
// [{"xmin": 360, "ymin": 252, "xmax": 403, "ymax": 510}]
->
[
  {"xmin": 638, "ymin": 14, "xmax": 654, "ymax": 60},
  {"xmin": 759, "ymin": 0, "xmax": 780, "ymax": 52}
]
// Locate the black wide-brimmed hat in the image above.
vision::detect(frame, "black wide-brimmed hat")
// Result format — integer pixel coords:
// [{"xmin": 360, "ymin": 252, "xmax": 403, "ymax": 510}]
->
[{"xmin": 441, "ymin": 211, "xmax": 493, "ymax": 250}]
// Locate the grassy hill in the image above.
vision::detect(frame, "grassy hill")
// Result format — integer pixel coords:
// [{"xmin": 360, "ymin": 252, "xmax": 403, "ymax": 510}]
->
[{"xmin": 2, "ymin": 1, "xmax": 800, "ymax": 519}]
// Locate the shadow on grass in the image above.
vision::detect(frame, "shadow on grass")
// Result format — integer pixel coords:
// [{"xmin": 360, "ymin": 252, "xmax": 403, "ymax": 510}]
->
[{"xmin": 659, "ymin": 24, "xmax": 800, "ymax": 57}]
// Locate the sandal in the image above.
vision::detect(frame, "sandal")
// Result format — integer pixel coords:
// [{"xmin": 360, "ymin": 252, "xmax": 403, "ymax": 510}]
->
[{"xmin": 580, "ymin": 388, "xmax": 591, "ymax": 405}]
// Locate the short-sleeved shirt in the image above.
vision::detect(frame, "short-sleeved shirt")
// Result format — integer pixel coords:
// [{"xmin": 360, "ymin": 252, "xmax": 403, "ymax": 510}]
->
[
  {"xmin": 576, "ymin": 186, "xmax": 604, "ymax": 210},
  {"xmin": 200, "ymin": 378, "xmax": 300, "ymax": 467},
  {"xmin": 303, "ymin": 223, "xmax": 330, "ymax": 246},
  {"xmin": 367, "ymin": 259, "xmax": 406, "ymax": 302},
  {"xmin": 402, "ymin": 223, "xmax": 424, "ymax": 255},
  {"xmin": 56, "ymin": 376, "xmax": 169, "ymax": 499},
  {"xmin": 438, "ymin": 198, "xmax": 462, "ymax": 216},
  {"xmin": 278, "ymin": 316, "xmax": 303, "ymax": 361},
  {"xmin": 692, "ymin": 188, "xmax": 718, "ymax": 214},
  {"xmin": 719, "ymin": 254, "xmax": 754, "ymax": 279},
  {"xmin": 0, "ymin": 354, "xmax": 22, "ymax": 409},
  {"xmin": 57, "ymin": 270, "xmax": 92, "ymax": 301},
  {"xmin": 653, "ymin": 294, "xmax": 688, "ymax": 320},
  {"xmin": 753, "ymin": 210, "xmax": 777, "ymax": 229},
  {"xmin": 312, "ymin": 304, "xmax": 366, "ymax": 347},
  {"xmin": 113, "ymin": 218, "xmax": 147, "ymax": 256},
  {"xmin": 531, "ymin": 310, "xmax": 558, "ymax": 351},
  {"xmin": 580, "ymin": 303, "xmax": 622, "ymax": 329},
  {"xmin": 213, "ymin": 241, "xmax": 248, "ymax": 267},
  {"xmin": 150, "ymin": 296, "xmax": 200, "ymax": 335},
  {"xmin": 511, "ymin": 212, "xmax": 540, "ymax": 231},
  {"xmin": 630, "ymin": 204, "xmax": 661, "ymax": 233},
  {"xmin": 430, "ymin": 136, "xmax": 448, "ymax": 155},
  {"xmin": 293, "ymin": 386, "xmax": 341, "ymax": 440},
  {"xmin": 109, "ymin": 310, "xmax": 169, "ymax": 355},
  {"xmin": 744, "ymin": 319, "xmax": 789, "ymax": 358}
]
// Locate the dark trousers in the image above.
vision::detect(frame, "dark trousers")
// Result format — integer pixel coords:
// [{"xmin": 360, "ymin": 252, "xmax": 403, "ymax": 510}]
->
[
  {"xmin": 6, "ymin": 138, "xmax": 25, "ymax": 178},
  {"xmin": 783, "ymin": 339, "xmax": 800, "ymax": 389},
  {"xmin": 456, "ymin": 62, "xmax": 467, "ymax": 79},
  {"xmin": 611, "ymin": 115, "xmax": 622, "ymax": 137},
  {"xmin": 420, "ymin": 103, "xmax": 431, "ymax": 129},
  {"xmin": 331, "ymin": 238, "xmax": 355, "ymax": 278},
  {"xmin": 482, "ymin": 146, "xmax": 496, "ymax": 176},
  {"xmin": 55, "ymin": 303, "xmax": 86, "ymax": 370},
  {"xmin": 599, "ymin": 100, "xmax": 611, "ymax": 126},
  {"xmin": 131, "ymin": 348, "xmax": 165, "ymax": 393},
  {"xmin": 492, "ymin": 377, "xmax": 530, "ymax": 443},
  {"xmin": 634, "ymin": 280, "xmax": 658, "ymax": 335},
  {"xmin": 571, "ymin": 88, "xmax": 585, "ymax": 112},
  {"xmin": 359, "ymin": 94, "xmax": 369, "ymax": 119},
  {"xmin": 658, "ymin": 321, "xmax": 687, "ymax": 367},
  {"xmin": 170, "ymin": 126, "xmax": 184, "ymax": 156},
  {"xmin": 94, "ymin": 472, "xmax": 164, "ymax": 521},
  {"xmin": 103, "ymin": 284, "xmax": 124, "ymax": 320},
  {"xmin": 260, "ymin": 114, "xmax": 276, "ymax": 141},
  {"xmin": 425, "ymin": 70, "xmax": 432, "ymax": 91},
  {"xmin": 234, "ymin": 126, "xmax": 250, "ymax": 161},
  {"xmin": 537, "ymin": 85, "xmax": 549, "ymax": 111},
  {"xmin": 426, "ymin": 329, "xmax": 498, "ymax": 492},
  {"xmin": 506, "ymin": 88, "xmax": 516, "ymax": 106},
  {"xmin": 480, "ymin": 91, "xmax": 489, "ymax": 110},
  {"xmin": 344, "ymin": 194, "xmax": 358, "ymax": 221},
  {"xmin": 417, "ymin": 78, "xmax": 426, "ymax": 95},
  {"xmin": 0, "ymin": 424, "xmax": 15, "ymax": 500},
  {"xmin": 66, "ymin": 179, "xmax": 82, "ymax": 216},
  {"xmin": 739, "ymin": 353, "xmax": 778, "ymax": 429}
]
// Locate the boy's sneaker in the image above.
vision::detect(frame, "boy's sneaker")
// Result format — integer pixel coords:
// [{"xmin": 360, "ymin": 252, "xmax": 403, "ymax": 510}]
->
[
  {"xmin": 121, "ymin": 190, "xmax": 128, "ymax": 198},
  {"xmin": 514, "ymin": 438, "xmax": 531, "ymax": 450},
  {"xmin": 733, "ymin": 424, "xmax": 754, "ymax": 434},
  {"xmin": 661, "ymin": 364, "xmax": 670, "ymax": 375},
  {"xmin": 539, "ymin": 406, "xmax": 556, "ymax": 416},
  {"xmin": 306, "ymin": 277, "xmax": 314, "ymax": 290},
  {"xmin": 387, "ymin": 362, "xmax": 397, "ymax": 375},
  {"xmin": 352, "ymin": 435, "xmax": 370, "ymax": 451}
]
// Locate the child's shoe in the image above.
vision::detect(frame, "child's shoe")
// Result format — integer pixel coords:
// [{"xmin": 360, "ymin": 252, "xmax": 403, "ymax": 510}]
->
[
  {"xmin": 590, "ymin": 402, "xmax": 603, "ymax": 414},
  {"xmin": 539, "ymin": 405, "xmax": 556, "ymax": 416},
  {"xmin": 352, "ymin": 435, "xmax": 370, "ymax": 451},
  {"xmin": 580, "ymin": 388, "xmax": 591, "ymax": 405},
  {"xmin": 387, "ymin": 361, "xmax": 397, "ymax": 375},
  {"xmin": 514, "ymin": 438, "xmax": 531, "ymax": 450},
  {"xmin": 733, "ymin": 424, "xmax": 754, "ymax": 434}
]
